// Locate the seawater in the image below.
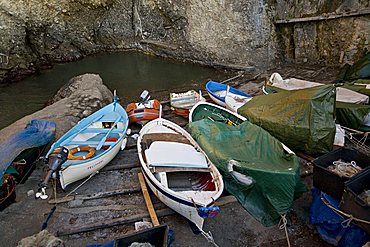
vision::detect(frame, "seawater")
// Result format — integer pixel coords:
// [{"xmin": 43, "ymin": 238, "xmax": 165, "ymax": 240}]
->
[{"xmin": 0, "ymin": 51, "xmax": 228, "ymax": 129}]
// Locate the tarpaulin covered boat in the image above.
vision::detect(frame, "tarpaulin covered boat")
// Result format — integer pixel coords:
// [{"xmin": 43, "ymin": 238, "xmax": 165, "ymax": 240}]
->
[
  {"xmin": 265, "ymin": 72, "xmax": 369, "ymax": 104},
  {"xmin": 0, "ymin": 119, "xmax": 56, "ymax": 209},
  {"xmin": 188, "ymin": 109, "xmax": 306, "ymax": 226},
  {"xmin": 264, "ymin": 75, "xmax": 370, "ymax": 132},
  {"xmin": 239, "ymin": 85, "xmax": 337, "ymax": 155}
]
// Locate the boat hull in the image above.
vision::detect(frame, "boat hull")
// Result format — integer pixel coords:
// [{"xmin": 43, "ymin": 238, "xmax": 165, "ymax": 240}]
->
[
  {"xmin": 126, "ymin": 100, "xmax": 161, "ymax": 124},
  {"xmin": 206, "ymin": 81, "xmax": 251, "ymax": 107},
  {"xmin": 59, "ymin": 138, "xmax": 124, "ymax": 189},
  {"xmin": 140, "ymin": 167, "xmax": 204, "ymax": 229},
  {"xmin": 45, "ymin": 99, "xmax": 129, "ymax": 190},
  {"xmin": 225, "ymin": 95, "xmax": 252, "ymax": 113},
  {"xmin": 137, "ymin": 118, "xmax": 223, "ymax": 230}
]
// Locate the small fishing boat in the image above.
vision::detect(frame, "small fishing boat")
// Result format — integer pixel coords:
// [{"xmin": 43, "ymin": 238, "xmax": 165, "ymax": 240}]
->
[
  {"xmin": 188, "ymin": 102, "xmax": 306, "ymax": 227},
  {"xmin": 126, "ymin": 90, "xmax": 161, "ymax": 125},
  {"xmin": 40, "ymin": 93, "xmax": 129, "ymax": 191},
  {"xmin": 0, "ymin": 119, "xmax": 56, "ymax": 209},
  {"xmin": 189, "ymin": 101, "xmax": 246, "ymax": 126},
  {"xmin": 137, "ymin": 118, "xmax": 224, "ymax": 231},
  {"xmin": 170, "ymin": 90, "xmax": 205, "ymax": 117},
  {"xmin": 206, "ymin": 81, "xmax": 251, "ymax": 107},
  {"xmin": 225, "ymin": 94, "xmax": 253, "ymax": 113}
]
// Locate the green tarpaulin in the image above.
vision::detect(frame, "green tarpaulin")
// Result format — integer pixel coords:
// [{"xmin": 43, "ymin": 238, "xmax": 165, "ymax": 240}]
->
[
  {"xmin": 238, "ymin": 85, "xmax": 336, "ymax": 155},
  {"xmin": 338, "ymin": 52, "xmax": 370, "ymax": 95},
  {"xmin": 188, "ymin": 119, "xmax": 306, "ymax": 226},
  {"xmin": 336, "ymin": 102, "xmax": 370, "ymax": 132}
]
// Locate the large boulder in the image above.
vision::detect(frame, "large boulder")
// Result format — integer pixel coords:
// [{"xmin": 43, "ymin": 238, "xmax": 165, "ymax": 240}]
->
[{"xmin": 0, "ymin": 73, "xmax": 113, "ymax": 143}]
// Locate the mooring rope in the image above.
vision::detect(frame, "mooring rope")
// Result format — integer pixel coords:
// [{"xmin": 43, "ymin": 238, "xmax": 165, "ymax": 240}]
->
[
  {"xmin": 320, "ymin": 195, "xmax": 370, "ymax": 226},
  {"xmin": 199, "ymin": 228, "xmax": 219, "ymax": 247},
  {"xmin": 279, "ymin": 214, "xmax": 291, "ymax": 247}
]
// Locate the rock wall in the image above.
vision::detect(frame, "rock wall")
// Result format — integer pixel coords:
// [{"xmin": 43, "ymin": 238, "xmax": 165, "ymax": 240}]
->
[
  {"xmin": 0, "ymin": 0, "xmax": 369, "ymax": 83},
  {"xmin": 0, "ymin": 74, "xmax": 113, "ymax": 143},
  {"xmin": 275, "ymin": 0, "xmax": 370, "ymax": 65}
]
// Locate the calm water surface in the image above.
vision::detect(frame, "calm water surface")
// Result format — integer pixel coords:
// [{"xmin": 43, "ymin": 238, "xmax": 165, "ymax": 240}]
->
[{"xmin": 0, "ymin": 51, "xmax": 229, "ymax": 129}]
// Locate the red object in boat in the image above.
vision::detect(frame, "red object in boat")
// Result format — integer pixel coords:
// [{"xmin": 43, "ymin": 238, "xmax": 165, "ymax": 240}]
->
[{"xmin": 172, "ymin": 107, "xmax": 190, "ymax": 118}]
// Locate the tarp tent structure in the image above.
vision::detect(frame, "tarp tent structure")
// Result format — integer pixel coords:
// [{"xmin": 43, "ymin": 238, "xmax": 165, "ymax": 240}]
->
[
  {"xmin": 238, "ymin": 85, "xmax": 337, "ymax": 155},
  {"xmin": 188, "ymin": 119, "xmax": 306, "ymax": 226}
]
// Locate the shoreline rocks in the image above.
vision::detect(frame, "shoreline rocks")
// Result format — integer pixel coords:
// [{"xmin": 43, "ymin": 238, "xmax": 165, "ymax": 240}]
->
[{"xmin": 0, "ymin": 73, "xmax": 113, "ymax": 143}]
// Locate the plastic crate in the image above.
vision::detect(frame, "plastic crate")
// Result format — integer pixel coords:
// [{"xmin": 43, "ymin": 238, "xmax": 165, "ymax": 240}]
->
[
  {"xmin": 312, "ymin": 147, "xmax": 369, "ymax": 200},
  {"xmin": 339, "ymin": 168, "xmax": 370, "ymax": 234},
  {"xmin": 114, "ymin": 224, "xmax": 169, "ymax": 247}
]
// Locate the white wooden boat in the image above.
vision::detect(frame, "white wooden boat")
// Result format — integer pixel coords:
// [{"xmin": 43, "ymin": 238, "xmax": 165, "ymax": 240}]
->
[
  {"xmin": 170, "ymin": 90, "xmax": 205, "ymax": 117},
  {"xmin": 137, "ymin": 118, "xmax": 224, "ymax": 230},
  {"xmin": 225, "ymin": 94, "xmax": 253, "ymax": 113},
  {"xmin": 44, "ymin": 95, "xmax": 129, "ymax": 190},
  {"xmin": 206, "ymin": 81, "xmax": 251, "ymax": 107}
]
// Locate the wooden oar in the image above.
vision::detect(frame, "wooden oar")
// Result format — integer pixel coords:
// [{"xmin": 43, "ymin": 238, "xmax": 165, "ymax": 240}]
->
[{"xmin": 137, "ymin": 172, "xmax": 159, "ymax": 226}]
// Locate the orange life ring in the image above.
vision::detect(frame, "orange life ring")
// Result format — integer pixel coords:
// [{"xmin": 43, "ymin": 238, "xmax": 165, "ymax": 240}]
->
[{"xmin": 68, "ymin": 146, "xmax": 96, "ymax": 160}]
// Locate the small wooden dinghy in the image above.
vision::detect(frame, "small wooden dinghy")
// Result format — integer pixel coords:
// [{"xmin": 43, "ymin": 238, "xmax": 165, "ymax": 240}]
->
[
  {"xmin": 206, "ymin": 81, "xmax": 251, "ymax": 107},
  {"xmin": 170, "ymin": 90, "xmax": 205, "ymax": 117},
  {"xmin": 225, "ymin": 94, "xmax": 253, "ymax": 113},
  {"xmin": 41, "ymin": 94, "xmax": 129, "ymax": 191},
  {"xmin": 190, "ymin": 101, "xmax": 246, "ymax": 126},
  {"xmin": 126, "ymin": 90, "xmax": 161, "ymax": 125},
  {"xmin": 137, "ymin": 118, "xmax": 224, "ymax": 231}
]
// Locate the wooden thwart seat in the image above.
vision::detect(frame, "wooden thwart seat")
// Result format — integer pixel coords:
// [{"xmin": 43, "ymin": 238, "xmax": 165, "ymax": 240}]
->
[
  {"xmin": 142, "ymin": 133, "xmax": 191, "ymax": 148},
  {"xmin": 150, "ymin": 167, "xmax": 210, "ymax": 173},
  {"xmin": 145, "ymin": 141, "xmax": 208, "ymax": 169}
]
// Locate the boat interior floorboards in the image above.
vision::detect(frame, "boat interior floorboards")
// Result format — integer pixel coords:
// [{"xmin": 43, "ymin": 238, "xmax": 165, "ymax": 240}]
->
[{"xmin": 142, "ymin": 133, "xmax": 191, "ymax": 149}]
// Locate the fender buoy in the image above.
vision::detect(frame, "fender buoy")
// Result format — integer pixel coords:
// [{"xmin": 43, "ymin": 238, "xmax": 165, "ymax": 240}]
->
[{"xmin": 68, "ymin": 146, "xmax": 96, "ymax": 160}]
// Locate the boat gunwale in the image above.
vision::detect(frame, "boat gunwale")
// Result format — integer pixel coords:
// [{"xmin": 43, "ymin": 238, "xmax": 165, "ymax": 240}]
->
[{"xmin": 137, "ymin": 118, "xmax": 223, "ymax": 208}]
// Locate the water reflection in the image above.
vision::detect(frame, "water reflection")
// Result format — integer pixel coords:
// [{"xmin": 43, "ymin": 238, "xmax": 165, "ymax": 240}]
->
[{"xmin": 0, "ymin": 51, "xmax": 228, "ymax": 129}]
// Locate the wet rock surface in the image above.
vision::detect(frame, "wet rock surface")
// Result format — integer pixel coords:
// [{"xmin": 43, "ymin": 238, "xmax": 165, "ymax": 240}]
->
[
  {"xmin": 0, "ymin": 65, "xmax": 342, "ymax": 247},
  {"xmin": 0, "ymin": 73, "xmax": 112, "ymax": 143},
  {"xmin": 1, "ymin": 1, "xmax": 368, "ymax": 83}
]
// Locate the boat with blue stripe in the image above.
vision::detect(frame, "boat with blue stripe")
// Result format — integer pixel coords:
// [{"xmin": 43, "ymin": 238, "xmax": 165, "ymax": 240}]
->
[{"xmin": 43, "ymin": 93, "xmax": 129, "ymax": 190}]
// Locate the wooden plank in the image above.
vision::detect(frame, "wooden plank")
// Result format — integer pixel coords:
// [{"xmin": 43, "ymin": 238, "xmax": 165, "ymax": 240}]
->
[
  {"xmin": 275, "ymin": 8, "xmax": 370, "ymax": 24},
  {"xmin": 57, "ymin": 207, "xmax": 174, "ymax": 236},
  {"xmin": 101, "ymin": 162, "xmax": 140, "ymax": 172},
  {"xmin": 138, "ymin": 172, "xmax": 160, "ymax": 226},
  {"xmin": 56, "ymin": 194, "xmax": 237, "ymax": 236},
  {"xmin": 48, "ymin": 187, "xmax": 141, "ymax": 204}
]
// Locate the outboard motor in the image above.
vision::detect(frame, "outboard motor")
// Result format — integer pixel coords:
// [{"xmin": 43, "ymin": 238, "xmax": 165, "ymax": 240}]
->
[
  {"xmin": 139, "ymin": 90, "xmax": 150, "ymax": 104},
  {"xmin": 35, "ymin": 147, "xmax": 69, "ymax": 199}
]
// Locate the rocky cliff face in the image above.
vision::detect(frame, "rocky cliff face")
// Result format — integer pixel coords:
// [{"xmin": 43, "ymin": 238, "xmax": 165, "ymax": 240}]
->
[
  {"xmin": 275, "ymin": 0, "xmax": 370, "ymax": 65},
  {"xmin": 0, "ymin": 0, "xmax": 368, "ymax": 83}
]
